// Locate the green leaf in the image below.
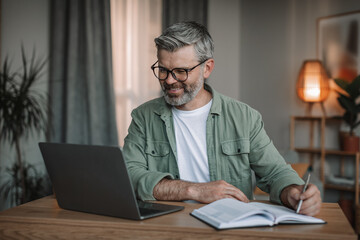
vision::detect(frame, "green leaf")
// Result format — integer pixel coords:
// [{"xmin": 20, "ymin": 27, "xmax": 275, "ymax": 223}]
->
[
  {"xmin": 343, "ymin": 111, "xmax": 357, "ymax": 127},
  {"xmin": 346, "ymin": 75, "xmax": 360, "ymax": 99},
  {"xmin": 338, "ymin": 94, "xmax": 357, "ymax": 113},
  {"xmin": 0, "ymin": 47, "xmax": 49, "ymax": 144},
  {"xmin": 334, "ymin": 78, "xmax": 349, "ymax": 91}
]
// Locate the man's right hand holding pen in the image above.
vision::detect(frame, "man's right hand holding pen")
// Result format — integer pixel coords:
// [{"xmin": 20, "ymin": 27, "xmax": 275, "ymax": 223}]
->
[
  {"xmin": 280, "ymin": 174, "xmax": 322, "ymax": 217},
  {"xmin": 296, "ymin": 173, "xmax": 311, "ymax": 213}
]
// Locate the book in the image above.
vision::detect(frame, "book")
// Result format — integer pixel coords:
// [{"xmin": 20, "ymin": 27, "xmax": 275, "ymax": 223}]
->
[{"xmin": 191, "ymin": 198, "xmax": 326, "ymax": 229}]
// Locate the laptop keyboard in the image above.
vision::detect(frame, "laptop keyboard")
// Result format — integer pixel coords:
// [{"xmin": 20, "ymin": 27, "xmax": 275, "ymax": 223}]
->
[
  {"xmin": 137, "ymin": 201, "xmax": 174, "ymax": 216},
  {"xmin": 139, "ymin": 207, "xmax": 164, "ymax": 216}
]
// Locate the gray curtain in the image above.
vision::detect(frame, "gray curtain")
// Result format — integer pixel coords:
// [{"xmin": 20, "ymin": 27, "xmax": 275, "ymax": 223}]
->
[
  {"xmin": 162, "ymin": 0, "xmax": 208, "ymax": 29},
  {"xmin": 48, "ymin": 0, "xmax": 118, "ymax": 146}
]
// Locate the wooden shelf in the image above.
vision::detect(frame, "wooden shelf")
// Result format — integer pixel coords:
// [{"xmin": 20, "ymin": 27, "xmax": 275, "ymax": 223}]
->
[
  {"xmin": 292, "ymin": 116, "xmax": 343, "ymax": 121},
  {"xmin": 291, "ymin": 115, "xmax": 360, "ymax": 205},
  {"xmin": 294, "ymin": 148, "xmax": 360, "ymax": 157},
  {"xmin": 325, "ymin": 183, "xmax": 358, "ymax": 192}
]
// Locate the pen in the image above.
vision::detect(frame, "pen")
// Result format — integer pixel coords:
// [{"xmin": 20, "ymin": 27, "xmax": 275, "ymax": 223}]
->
[{"xmin": 296, "ymin": 173, "xmax": 311, "ymax": 214}]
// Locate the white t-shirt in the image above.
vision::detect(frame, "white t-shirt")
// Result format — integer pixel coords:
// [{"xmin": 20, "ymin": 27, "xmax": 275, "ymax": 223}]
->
[{"xmin": 172, "ymin": 99, "xmax": 213, "ymax": 183}]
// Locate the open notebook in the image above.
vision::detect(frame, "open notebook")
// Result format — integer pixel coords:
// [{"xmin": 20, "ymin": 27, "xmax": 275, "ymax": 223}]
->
[{"xmin": 191, "ymin": 198, "xmax": 325, "ymax": 229}]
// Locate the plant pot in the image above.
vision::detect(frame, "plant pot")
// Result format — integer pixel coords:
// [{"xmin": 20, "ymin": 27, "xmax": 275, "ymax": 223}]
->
[{"xmin": 340, "ymin": 132, "xmax": 360, "ymax": 152}]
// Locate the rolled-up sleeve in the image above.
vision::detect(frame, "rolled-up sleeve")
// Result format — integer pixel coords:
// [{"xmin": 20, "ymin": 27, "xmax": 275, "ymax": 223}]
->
[
  {"xmin": 123, "ymin": 110, "xmax": 174, "ymax": 201},
  {"xmin": 248, "ymin": 110, "xmax": 304, "ymax": 204}
]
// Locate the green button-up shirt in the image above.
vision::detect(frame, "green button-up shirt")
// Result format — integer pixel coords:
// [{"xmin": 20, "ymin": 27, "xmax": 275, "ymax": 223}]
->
[{"xmin": 123, "ymin": 84, "xmax": 304, "ymax": 204}]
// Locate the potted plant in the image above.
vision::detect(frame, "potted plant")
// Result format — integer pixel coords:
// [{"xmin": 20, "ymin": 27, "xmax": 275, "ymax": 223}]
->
[
  {"xmin": 0, "ymin": 47, "xmax": 52, "ymax": 206},
  {"xmin": 334, "ymin": 75, "xmax": 360, "ymax": 152}
]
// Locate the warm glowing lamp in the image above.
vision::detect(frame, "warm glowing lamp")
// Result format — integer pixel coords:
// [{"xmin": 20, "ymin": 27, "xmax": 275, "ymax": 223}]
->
[{"xmin": 296, "ymin": 60, "xmax": 330, "ymax": 115}]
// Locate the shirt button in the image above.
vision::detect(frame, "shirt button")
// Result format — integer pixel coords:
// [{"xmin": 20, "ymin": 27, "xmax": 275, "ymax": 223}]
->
[
  {"xmin": 237, "ymin": 148, "xmax": 241, "ymax": 153},
  {"xmin": 152, "ymin": 150, "xmax": 155, "ymax": 154}
]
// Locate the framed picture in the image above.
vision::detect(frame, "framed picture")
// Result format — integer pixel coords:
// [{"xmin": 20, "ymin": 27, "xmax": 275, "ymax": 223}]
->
[{"xmin": 317, "ymin": 10, "xmax": 360, "ymax": 82}]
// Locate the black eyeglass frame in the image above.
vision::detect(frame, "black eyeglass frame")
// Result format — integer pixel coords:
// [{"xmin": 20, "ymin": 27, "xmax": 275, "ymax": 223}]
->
[{"xmin": 150, "ymin": 59, "xmax": 209, "ymax": 82}]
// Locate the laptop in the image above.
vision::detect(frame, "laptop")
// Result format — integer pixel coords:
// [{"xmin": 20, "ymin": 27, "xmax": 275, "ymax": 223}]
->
[{"xmin": 39, "ymin": 142, "xmax": 184, "ymax": 220}]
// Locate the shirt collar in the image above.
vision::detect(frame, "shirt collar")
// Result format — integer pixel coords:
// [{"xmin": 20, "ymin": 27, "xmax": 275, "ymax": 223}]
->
[{"xmin": 204, "ymin": 83, "xmax": 221, "ymax": 116}]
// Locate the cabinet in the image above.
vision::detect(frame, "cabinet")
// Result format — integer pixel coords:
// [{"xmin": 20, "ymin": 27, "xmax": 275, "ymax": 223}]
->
[{"xmin": 290, "ymin": 116, "xmax": 360, "ymax": 204}]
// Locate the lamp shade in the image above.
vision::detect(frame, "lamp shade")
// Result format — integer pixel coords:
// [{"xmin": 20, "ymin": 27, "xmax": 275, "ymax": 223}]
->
[{"xmin": 296, "ymin": 60, "xmax": 330, "ymax": 102}]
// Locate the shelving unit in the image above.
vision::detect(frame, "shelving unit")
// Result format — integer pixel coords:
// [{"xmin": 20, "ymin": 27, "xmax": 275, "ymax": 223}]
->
[{"xmin": 290, "ymin": 116, "xmax": 360, "ymax": 205}]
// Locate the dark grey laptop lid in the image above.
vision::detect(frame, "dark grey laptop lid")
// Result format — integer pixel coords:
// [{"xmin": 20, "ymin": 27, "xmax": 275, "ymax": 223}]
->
[{"xmin": 39, "ymin": 142, "xmax": 183, "ymax": 220}]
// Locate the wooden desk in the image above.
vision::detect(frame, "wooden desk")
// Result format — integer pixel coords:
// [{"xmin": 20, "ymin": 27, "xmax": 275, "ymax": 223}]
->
[{"xmin": 0, "ymin": 196, "xmax": 356, "ymax": 240}]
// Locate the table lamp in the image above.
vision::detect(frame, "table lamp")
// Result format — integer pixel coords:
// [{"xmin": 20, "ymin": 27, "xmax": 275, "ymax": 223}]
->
[{"xmin": 296, "ymin": 60, "xmax": 330, "ymax": 116}]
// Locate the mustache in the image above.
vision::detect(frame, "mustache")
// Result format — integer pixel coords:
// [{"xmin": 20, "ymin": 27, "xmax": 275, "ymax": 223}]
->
[{"xmin": 163, "ymin": 82, "xmax": 186, "ymax": 90}]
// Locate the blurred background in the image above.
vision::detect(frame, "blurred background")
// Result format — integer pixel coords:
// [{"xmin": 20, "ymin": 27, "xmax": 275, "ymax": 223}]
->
[{"xmin": 1, "ymin": 0, "xmax": 360, "ymax": 218}]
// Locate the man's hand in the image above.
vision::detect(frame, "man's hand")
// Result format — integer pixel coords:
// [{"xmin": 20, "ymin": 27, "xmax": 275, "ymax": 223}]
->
[
  {"xmin": 280, "ymin": 183, "xmax": 321, "ymax": 216},
  {"xmin": 153, "ymin": 178, "xmax": 249, "ymax": 203}
]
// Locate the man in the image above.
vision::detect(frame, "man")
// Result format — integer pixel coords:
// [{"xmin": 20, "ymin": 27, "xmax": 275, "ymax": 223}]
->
[{"xmin": 123, "ymin": 22, "xmax": 321, "ymax": 216}]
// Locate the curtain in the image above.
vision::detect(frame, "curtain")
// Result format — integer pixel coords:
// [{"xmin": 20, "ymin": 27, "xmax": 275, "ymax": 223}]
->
[
  {"xmin": 49, "ymin": 0, "xmax": 118, "ymax": 145},
  {"xmin": 110, "ymin": 0, "xmax": 162, "ymax": 146},
  {"xmin": 162, "ymin": 0, "xmax": 208, "ymax": 29}
]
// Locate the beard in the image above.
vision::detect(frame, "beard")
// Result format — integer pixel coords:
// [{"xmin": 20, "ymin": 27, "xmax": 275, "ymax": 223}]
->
[{"xmin": 161, "ymin": 75, "xmax": 204, "ymax": 107}]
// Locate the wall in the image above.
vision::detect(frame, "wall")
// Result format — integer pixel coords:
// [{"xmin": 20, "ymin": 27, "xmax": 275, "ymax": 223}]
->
[
  {"xmin": 0, "ymin": 0, "xmax": 50, "ymax": 211},
  {"xmin": 207, "ymin": 0, "xmax": 241, "ymax": 100},
  {"xmin": 240, "ymin": 0, "xmax": 360, "ymax": 152}
]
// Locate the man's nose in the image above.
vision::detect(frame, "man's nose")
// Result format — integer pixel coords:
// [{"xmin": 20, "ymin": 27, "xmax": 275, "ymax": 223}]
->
[{"xmin": 165, "ymin": 72, "xmax": 178, "ymax": 85}]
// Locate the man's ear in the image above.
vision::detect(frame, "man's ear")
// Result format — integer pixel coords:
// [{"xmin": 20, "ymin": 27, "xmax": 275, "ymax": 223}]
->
[{"xmin": 203, "ymin": 59, "xmax": 215, "ymax": 79}]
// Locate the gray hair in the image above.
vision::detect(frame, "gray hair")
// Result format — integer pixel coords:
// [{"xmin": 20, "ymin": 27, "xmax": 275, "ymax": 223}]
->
[{"xmin": 154, "ymin": 22, "xmax": 214, "ymax": 62}]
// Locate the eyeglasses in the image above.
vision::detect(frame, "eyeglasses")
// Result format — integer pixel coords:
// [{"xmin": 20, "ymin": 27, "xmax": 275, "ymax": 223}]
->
[{"xmin": 151, "ymin": 59, "xmax": 208, "ymax": 82}]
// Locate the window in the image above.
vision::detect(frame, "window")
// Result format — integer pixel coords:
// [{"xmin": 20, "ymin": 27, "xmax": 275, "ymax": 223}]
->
[{"xmin": 110, "ymin": 0, "xmax": 162, "ymax": 146}]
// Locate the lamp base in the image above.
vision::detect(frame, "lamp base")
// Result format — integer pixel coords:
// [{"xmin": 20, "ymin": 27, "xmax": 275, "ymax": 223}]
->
[{"xmin": 306, "ymin": 102, "xmax": 326, "ymax": 117}]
